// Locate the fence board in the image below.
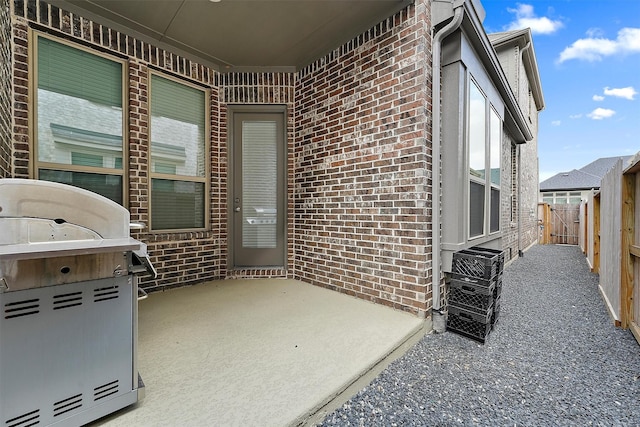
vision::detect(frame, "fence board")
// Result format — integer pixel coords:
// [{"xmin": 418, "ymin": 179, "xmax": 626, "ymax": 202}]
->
[
  {"xmin": 621, "ymin": 173, "xmax": 635, "ymax": 328},
  {"xmin": 626, "ymin": 163, "xmax": 640, "ymax": 342},
  {"xmin": 586, "ymin": 190, "xmax": 599, "ymax": 272},
  {"xmin": 599, "ymin": 158, "xmax": 624, "ymax": 324},
  {"xmin": 593, "ymin": 193, "xmax": 601, "ymax": 273},
  {"xmin": 579, "ymin": 201, "xmax": 586, "ymax": 252},
  {"xmin": 538, "ymin": 203, "xmax": 550, "ymax": 244}
]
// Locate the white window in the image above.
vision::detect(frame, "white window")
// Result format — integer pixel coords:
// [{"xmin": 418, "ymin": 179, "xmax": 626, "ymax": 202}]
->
[
  {"xmin": 468, "ymin": 79, "xmax": 502, "ymax": 239},
  {"xmin": 35, "ymin": 35, "xmax": 125, "ymax": 204},
  {"xmin": 149, "ymin": 73, "xmax": 208, "ymax": 231},
  {"xmin": 543, "ymin": 191, "xmax": 582, "ymax": 205},
  {"xmin": 568, "ymin": 192, "xmax": 582, "ymax": 204}
]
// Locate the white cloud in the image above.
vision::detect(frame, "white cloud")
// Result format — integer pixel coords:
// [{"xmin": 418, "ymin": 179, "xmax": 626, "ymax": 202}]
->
[
  {"xmin": 551, "ymin": 120, "xmax": 562, "ymax": 126},
  {"xmin": 569, "ymin": 114, "xmax": 583, "ymax": 119},
  {"xmin": 604, "ymin": 86, "xmax": 638, "ymax": 100},
  {"xmin": 592, "ymin": 95, "xmax": 605, "ymax": 101},
  {"xmin": 558, "ymin": 27, "xmax": 640, "ymax": 63},
  {"xmin": 587, "ymin": 108, "xmax": 616, "ymax": 120},
  {"xmin": 505, "ymin": 4, "xmax": 563, "ymax": 35}
]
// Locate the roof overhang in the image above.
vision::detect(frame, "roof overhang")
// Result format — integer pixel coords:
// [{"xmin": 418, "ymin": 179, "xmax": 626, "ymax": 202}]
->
[
  {"xmin": 46, "ymin": 0, "xmax": 414, "ymax": 72},
  {"xmin": 490, "ymin": 28, "xmax": 545, "ymax": 112},
  {"xmin": 434, "ymin": 0, "xmax": 534, "ymax": 143}
]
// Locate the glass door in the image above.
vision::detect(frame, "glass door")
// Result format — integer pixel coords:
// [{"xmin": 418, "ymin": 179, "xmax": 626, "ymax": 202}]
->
[{"xmin": 231, "ymin": 110, "xmax": 286, "ymax": 267}]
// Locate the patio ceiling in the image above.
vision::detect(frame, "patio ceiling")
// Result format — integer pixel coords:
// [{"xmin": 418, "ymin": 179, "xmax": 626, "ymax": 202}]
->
[{"xmin": 48, "ymin": 0, "xmax": 414, "ymax": 72}]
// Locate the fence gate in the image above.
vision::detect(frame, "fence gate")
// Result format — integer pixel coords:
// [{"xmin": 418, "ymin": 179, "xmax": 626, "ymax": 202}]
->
[{"xmin": 547, "ymin": 204, "xmax": 580, "ymax": 245}]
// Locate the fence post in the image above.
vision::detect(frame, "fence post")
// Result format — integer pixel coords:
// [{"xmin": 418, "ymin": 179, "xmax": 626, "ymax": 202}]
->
[{"xmin": 620, "ymin": 173, "xmax": 635, "ymax": 329}]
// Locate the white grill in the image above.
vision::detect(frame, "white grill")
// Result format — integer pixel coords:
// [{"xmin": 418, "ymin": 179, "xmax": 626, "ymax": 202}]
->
[{"xmin": 0, "ymin": 179, "xmax": 154, "ymax": 426}]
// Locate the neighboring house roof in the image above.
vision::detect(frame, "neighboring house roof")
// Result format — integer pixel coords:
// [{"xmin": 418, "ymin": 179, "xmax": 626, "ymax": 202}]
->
[{"xmin": 540, "ymin": 156, "xmax": 634, "ymax": 191}]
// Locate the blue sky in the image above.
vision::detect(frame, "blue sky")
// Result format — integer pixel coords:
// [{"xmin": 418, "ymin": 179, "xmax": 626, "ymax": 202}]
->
[{"xmin": 480, "ymin": 0, "xmax": 640, "ymax": 181}]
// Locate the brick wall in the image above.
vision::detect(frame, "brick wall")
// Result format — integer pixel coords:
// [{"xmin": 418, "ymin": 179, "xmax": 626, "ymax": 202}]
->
[
  {"xmin": 502, "ymin": 134, "xmax": 540, "ymax": 266},
  {"xmin": 11, "ymin": 18, "xmax": 28, "ymax": 178},
  {"xmin": 217, "ymin": 72, "xmax": 297, "ymax": 279},
  {"xmin": 499, "ymin": 44, "xmax": 541, "ymax": 264},
  {"xmin": 294, "ymin": 1, "xmax": 433, "ymax": 317},
  {"xmin": 502, "ymin": 136, "xmax": 518, "ymax": 263},
  {"xmin": 515, "ymin": 47, "xmax": 540, "ymax": 254},
  {"xmin": 519, "ymin": 114, "xmax": 539, "ymax": 250},
  {"xmin": 0, "ymin": 0, "xmax": 10, "ymax": 178}
]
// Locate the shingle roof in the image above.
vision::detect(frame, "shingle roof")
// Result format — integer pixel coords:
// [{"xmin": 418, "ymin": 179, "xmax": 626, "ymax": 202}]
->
[{"xmin": 540, "ymin": 156, "xmax": 634, "ymax": 191}]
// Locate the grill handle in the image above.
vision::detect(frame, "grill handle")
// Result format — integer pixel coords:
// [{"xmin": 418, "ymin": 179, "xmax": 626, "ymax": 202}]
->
[
  {"xmin": 130, "ymin": 245, "xmax": 157, "ymax": 279},
  {"xmin": 137, "ymin": 287, "xmax": 148, "ymax": 301}
]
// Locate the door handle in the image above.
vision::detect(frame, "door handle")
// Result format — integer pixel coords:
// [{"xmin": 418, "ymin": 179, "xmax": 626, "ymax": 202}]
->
[{"xmin": 234, "ymin": 206, "xmax": 241, "ymax": 212}]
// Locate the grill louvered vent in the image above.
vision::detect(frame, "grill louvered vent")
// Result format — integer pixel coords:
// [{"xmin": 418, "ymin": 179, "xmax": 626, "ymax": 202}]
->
[
  {"xmin": 94, "ymin": 286, "xmax": 119, "ymax": 302},
  {"xmin": 94, "ymin": 380, "xmax": 119, "ymax": 401},
  {"xmin": 52, "ymin": 292, "xmax": 83, "ymax": 310},
  {"xmin": 5, "ymin": 409, "xmax": 40, "ymax": 427},
  {"xmin": 4, "ymin": 299, "xmax": 40, "ymax": 319},
  {"xmin": 53, "ymin": 394, "xmax": 82, "ymax": 417}
]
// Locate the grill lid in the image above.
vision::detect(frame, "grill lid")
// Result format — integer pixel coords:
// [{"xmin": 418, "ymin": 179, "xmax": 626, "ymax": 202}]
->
[
  {"xmin": 0, "ymin": 179, "xmax": 129, "ymax": 239},
  {"xmin": 0, "ymin": 179, "xmax": 141, "ymax": 260}
]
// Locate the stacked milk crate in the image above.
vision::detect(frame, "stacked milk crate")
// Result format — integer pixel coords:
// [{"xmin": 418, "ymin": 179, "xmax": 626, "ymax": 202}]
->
[{"xmin": 446, "ymin": 247, "xmax": 504, "ymax": 343}]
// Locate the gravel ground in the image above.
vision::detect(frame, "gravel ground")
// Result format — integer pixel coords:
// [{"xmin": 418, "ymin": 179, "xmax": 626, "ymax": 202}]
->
[{"xmin": 319, "ymin": 245, "xmax": 640, "ymax": 426}]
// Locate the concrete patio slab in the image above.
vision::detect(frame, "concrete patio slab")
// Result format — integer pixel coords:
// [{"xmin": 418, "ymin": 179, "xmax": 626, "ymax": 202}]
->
[{"xmin": 93, "ymin": 279, "xmax": 426, "ymax": 426}]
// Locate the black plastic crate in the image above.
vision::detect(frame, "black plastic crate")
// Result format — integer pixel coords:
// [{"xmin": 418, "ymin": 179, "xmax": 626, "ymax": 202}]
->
[
  {"xmin": 451, "ymin": 271, "xmax": 502, "ymax": 289},
  {"xmin": 452, "ymin": 248, "xmax": 503, "ymax": 280},
  {"xmin": 491, "ymin": 296, "xmax": 501, "ymax": 329},
  {"xmin": 468, "ymin": 246, "xmax": 505, "ymax": 273},
  {"xmin": 493, "ymin": 275, "xmax": 503, "ymax": 299},
  {"xmin": 447, "ymin": 305, "xmax": 492, "ymax": 344},
  {"xmin": 449, "ymin": 279, "xmax": 495, "ymax": 315}
]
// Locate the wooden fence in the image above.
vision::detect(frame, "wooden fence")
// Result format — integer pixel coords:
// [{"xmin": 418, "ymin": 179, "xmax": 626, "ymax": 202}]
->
[
  {"xmin": 585, "ymin": 190, "xmax": 600, "ymax": 273},
  {"xmin": 597, "ymin": 153, "xmax": 640, "ymax": 344},
  {"xmin": 599, "ymin": 159, "xmax": 624, "ymax": 326},
  {"xmin": 538, "ymin": 203, "xmax": 580, "ymax": 245}
]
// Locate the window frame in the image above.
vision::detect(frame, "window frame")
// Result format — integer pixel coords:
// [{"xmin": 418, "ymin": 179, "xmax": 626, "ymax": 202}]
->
[
  {"xmin": 148, "ymin": 70, "xmax": 210, "ymax": 232},
  {"xmin": 468, "ymin": 79, "xmax": 486, "ymax": 239},
  {"xmin": 489, "ymin": 106, "xmax": 502, "ymax": 234},
  {"xmin": 467, "ymin": 77, "xmax": 503, "ymax": 241},
  {"xmin": 32, "ymin": 31, "xmax": 128, "ymax": 206}
]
